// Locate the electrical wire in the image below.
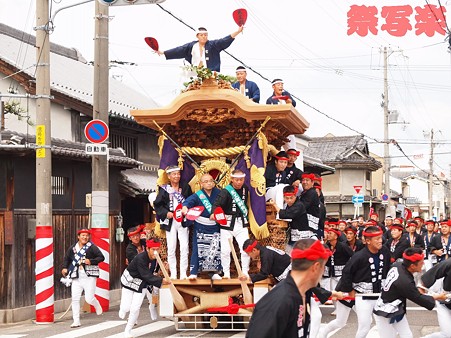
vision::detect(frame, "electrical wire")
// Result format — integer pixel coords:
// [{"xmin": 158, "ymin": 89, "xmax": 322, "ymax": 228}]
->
[
  {"xmin": 155, "ymin": 3, "xmax": 385, "ymax": 145},
  {"xmin": 155, "ymin": 3, "xmax": 450, "ymax": 181}
]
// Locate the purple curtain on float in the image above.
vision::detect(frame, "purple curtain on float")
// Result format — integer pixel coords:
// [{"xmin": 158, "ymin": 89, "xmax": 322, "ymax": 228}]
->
[
  {"xmin": 235, "ymin": 138, "xmax": 268, "ymax": 238},
  {"xmin": 159, "ymin": 139, "xmax": 195, "ymax": 184}
]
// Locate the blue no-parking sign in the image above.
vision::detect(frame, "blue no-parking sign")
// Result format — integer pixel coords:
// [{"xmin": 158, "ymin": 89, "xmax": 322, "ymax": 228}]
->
[{"xmin": 84, "ymin": 119, "xmax": 109, "ymax": 144}]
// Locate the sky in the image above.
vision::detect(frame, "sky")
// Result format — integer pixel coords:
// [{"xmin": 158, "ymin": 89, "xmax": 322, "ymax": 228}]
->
[{"xmin": 1, "ymin": 0, "xmax": 451, "ymax": 177}]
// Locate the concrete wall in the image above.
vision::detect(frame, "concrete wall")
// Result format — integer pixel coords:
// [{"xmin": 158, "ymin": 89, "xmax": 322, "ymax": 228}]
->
[
  {"xmin": 1, "ymin": 79, "xmax": 73, "ymax": 141},
  {"xmin": 323, "ymin": 168, "xmax": 368, "ymax": 196}
]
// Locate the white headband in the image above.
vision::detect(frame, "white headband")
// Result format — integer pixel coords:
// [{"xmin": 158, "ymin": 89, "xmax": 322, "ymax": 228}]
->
[
  {"xmin": 230, "ymin": 173, "xmax": 246, "ymax": 178},
  {"xmin": 272, "ymin": 80, "xmax": 283, "ymax": 85},
  {"xmin": 166, "ymin": 167, "xmax": 181, "ymax": 174},
  {"xmin": 196, "ymin": 30, "xmax": 208, "ymax": 35}
]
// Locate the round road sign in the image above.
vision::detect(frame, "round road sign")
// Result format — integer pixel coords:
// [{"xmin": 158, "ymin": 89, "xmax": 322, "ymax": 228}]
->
[
  {"xmin": 381, "ymin": 193, "xmax": 389, "ymax": 201},
  {"xmin": 84, "ymin": 119, "xmax": 109, "ymax": 144}
]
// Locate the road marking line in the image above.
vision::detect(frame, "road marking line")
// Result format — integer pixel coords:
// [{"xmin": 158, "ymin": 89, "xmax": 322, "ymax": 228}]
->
[
  {"xmin": 228, "ymin": 333, "xmax": 246, "ymax": 337},
  {"xmin": 0, "ymin": 335, "xmax": 27, "ymax": 338},
  {"xmin": 104, "ymin": 321, "xmax": 174, "ymax": 338},
  {"xmin": 164, "ymin": 331, "xmax": 212, "ymax": 337},
  {"xmin": 45, "ymin": 321, "xmax": 125, "ymax": 338}
]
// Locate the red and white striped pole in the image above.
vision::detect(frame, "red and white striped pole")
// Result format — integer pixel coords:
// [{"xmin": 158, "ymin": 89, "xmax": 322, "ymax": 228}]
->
[
  {"xmin": 91, "ymin": 227, "xmax": 110, "ymax": 311},
  {"xmin": 35, "ymin": 225, "xmax": 54, "ymax": 323}
]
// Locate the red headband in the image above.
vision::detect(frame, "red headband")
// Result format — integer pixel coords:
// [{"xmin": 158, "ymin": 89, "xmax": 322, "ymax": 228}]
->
[
  {"xmin": 406, "ymin": 222, "xmax": 417, "ymax": 228},
  {"xmin": 128, "ymin": 225, "xmax": 145, "ymax": 237},
  {"xmin": 440, "ymin": 220, "xmax": 451, "ymax": 226},
  {"xmin": 244, "ymin": 240, "xmax": 258, "ymax": 253},
  {"xmin": 390, "ymin": 224, "xmax": 404, "ymax": 231},
  {"xmin": 328, "ymin": 221, "xmax": 339, "ymax": 226},
  {"xmin": 77, "ymin": 229, "xmax": 90, "ymax": 235},
  {"xmin": 275, "ymin": 155, "xmax": 289, "ymax": 161},
  {"xmin": 425, "ymin": 221, "xmax": 435, "ymax": 225},
  {"xmin": 291, "ymin": 240, "xmax": 332, "ymax": 261},
  {"xmin": 402, "ymin": 252, "xmax": 424, "ymax": 262},
  {"xmin": 345, "ymin": 227, "xmax": 357, "ymax": 234},
  {"xmin": 327, "ymin": 228, "xmax": 341, "ymax": 237},
  {"xmin": 286, "ymin": 150, "xmax": 300, "ymax": 156},
  {"xmin": 365, "ymin": 220, "xmax": 378, "ymax": 226},
  {"xmin": 146, "ymin": 239, "xmax": 161, "ymax": 248},
  {"xmin": 302, "ymin": 173, "xmax": 315, "ymax": 181},
  {"xmin": 283, "ymin": 192, "xmax": 296, "ymax": 197},
  {"xmin": 362, "ymin": 229, "xmax": 383, "ymax": 237},
  {"xmin": 395, "ymin": 218, "xmax": 404, "ymax": 223}
]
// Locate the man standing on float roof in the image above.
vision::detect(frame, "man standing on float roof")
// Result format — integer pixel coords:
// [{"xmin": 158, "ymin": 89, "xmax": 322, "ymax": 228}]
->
[
  {"xmin": 232, "ymin": 66, "xmax": 260, "ymax": 103},
  {"xmin": 156, "ymin": 26, "xmax": 244, "ymax": 72}
]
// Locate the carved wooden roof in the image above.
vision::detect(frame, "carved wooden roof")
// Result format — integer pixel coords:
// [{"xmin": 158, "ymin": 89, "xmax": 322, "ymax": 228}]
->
[{"xmin": 131, "ymin": 79, "xmax": 310, "ymax": 149}]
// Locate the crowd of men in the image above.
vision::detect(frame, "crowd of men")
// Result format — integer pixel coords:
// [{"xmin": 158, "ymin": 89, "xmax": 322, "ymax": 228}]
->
[{"xmin": 57, "ymin": 26, "xmax": 451, "ymax": 337}]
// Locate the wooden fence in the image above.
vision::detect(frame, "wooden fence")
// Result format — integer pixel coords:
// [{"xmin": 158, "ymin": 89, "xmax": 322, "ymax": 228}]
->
[{"xmin": 0, "ymin": 210, "xmax": 125, "ymax": 309}]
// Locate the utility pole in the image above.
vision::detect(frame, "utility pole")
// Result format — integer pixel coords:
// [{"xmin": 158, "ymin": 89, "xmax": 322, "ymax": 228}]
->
[
  {"xmin": 35, "ymin": 0, "xmax": 54, "ymax": 324},
  {"xmin": 428, "ymin": 129, "xmax": 434, "ymax": 218},
  {"xmin": 91, "ymin": 1, "xmax": 110, "ymax": 311},
  {"xmin": 383, "ymin": 47, "xmax": 390, "ymax": 197}
]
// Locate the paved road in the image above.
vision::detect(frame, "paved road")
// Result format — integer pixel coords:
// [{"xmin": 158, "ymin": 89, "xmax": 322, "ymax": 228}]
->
[{"xmin": 0, "ymin": 302, "xmax": 444, "ymax": 338}]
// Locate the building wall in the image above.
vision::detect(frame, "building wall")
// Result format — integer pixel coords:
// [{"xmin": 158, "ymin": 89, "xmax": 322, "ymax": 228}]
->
[
  {"xmin": 1, "ymin": 80, "xmax": 73, "ymax": 141},
  {"xmin": 323, "ymin": 169, "xmax": 367, "ymax": 196},
  {"xmin": 370, "ymin": 152, "xmax": 384, "ymax": 197}
]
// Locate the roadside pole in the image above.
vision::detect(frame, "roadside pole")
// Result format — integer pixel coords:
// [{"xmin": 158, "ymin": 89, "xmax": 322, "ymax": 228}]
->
[
  {"xmin": 91, "ymin": 0, "xmax": 110, "ymax": 312},
  {"xmin": 35, "ymin": 0, "xmax": 54, "ymax": 324}
]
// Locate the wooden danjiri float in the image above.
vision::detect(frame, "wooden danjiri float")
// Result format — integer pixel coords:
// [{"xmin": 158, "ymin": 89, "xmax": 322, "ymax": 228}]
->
[{"xmin": 131, "ymin": 70, "xmax": 309, "ymax": 330}]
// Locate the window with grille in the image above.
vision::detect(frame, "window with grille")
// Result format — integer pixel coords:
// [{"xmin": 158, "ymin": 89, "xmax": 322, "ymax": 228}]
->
[
  {"xmin": 110, "ymin": 133, "xmax": 137, "ymax": 159},
  {"xmin": 52, "ymin": 176, "xmax": 69, "ymax": 195}
]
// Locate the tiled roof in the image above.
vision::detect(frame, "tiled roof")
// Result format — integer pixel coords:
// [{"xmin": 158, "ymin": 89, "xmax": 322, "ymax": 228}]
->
[
  {"xmin": 120, "ymin": 168, "xmax": 158, "ymax": 195},
  {"xmin": 0, "ymin": 130, "xmax": 140, "ymax": 167},
  {"xmin": 0, "ymin": 23, "xmax": 159, "ymax": 117},
  {"xmin": 304, "ymin": 135, "xmax": 382, "ymax": 171}
]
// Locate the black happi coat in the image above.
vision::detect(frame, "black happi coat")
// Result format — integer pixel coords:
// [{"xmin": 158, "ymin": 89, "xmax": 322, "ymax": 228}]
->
[
  {"xmin": 265, "ymin": 163, "xmax": 290, "ymax": 188},
  {"xmin": 323, "ymin": 241, "xmax": 354, "ymax": 278},
  {"xmin": 279, "ymin": 200, "xmax": 310, "ymax": 241},
  {"xmin": 284, "ymin": 164, "xmax": 303, "ymax": 185},
  {"xmin": 422, "ymin": 232, "xmax": 437, "ymax": 259},
  {"xmin": 250, "ymin": 246, "xmax": 291, "ymax": 283},
  {"xmin": 428, "ymin": 234, "xmax": 451, "ymax": 264},
  {"xmin": 384, "ymin": 236, "xmax": 410, "ymax": 263},
  {"xmin": 422, "ymin": 258, "xmax": 451, "ymax": 309},
  {"xmin": 347, "ymin": 239, "xmax": 365, "ymax": 252},
  {"xmin": 299, "ymin": 188, "xmax": 320, "ymax": 219},
  {"xmin": 212, "ymin": 185, "xmax": 249, "ymax": 231},
  {"xmin": 121, "ymin": 251, "xmax": 163, "ymax": 292},
  {"xmin": 153, "ymin": 183, "xmax": 192, "ymax": 231},
  {"xmin": 246, "ymin": 273, "xmax": 313, "ymax": 338},
  {"xmin": 403, "ymin": 232, "xmax": 424, "ymax": 249},
  {"xmin": 126, "ymin": 239, "xmax": 146, "ymax": 264},
  {"xmin": 337, "ymin": 246, "xmax": 391, "ymax": 294},
  {"xmin": 62, "ymin": 242, "xmax": 105, "ymax": 278},
  {"xmin": 374, "ymin": 262, "xmax": 435, "ymax": 319}
]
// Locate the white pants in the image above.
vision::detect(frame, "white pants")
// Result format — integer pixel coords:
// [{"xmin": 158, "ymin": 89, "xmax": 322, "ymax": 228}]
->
[
  {"xmin": 355, "ymin": 297, "xmax": 377, "ymax": 338},
  {"xmin": 265, "ymin": 184, "xmax": 288, "ymax": 210},
  {"xmin": 421, "ymin": 302, "xmax": 451, "ymax": 338},
  {"xmin": 374, "ymin": 314, "xmax": 413, "ymax": 338},
  {"xmin": 71, "ymin": 269, "xmax": 101, "ymax": 324},
  {"xmin": 310, "ymin": 298, "xmax": 322, "ymax": 338},
  {"xmin": 121, "ymin": 288, "xmax": 146, "ymax": 335},
  {"xmin": 220, "ymin": 219, "xmax": 250, "ymax": 276},
  {"xmin": 318, "ymin": 301, "xmax": 352, "ymax": 338},
  {"xmin": 166, "ymin": 220, "xmax": 189, "ymax": 278}
]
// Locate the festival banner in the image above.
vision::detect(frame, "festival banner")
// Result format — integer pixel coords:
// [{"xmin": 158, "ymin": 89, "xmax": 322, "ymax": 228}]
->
[{"xmin": 236, "ymin": 135, "xmax": 268, "ymax": 239}]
